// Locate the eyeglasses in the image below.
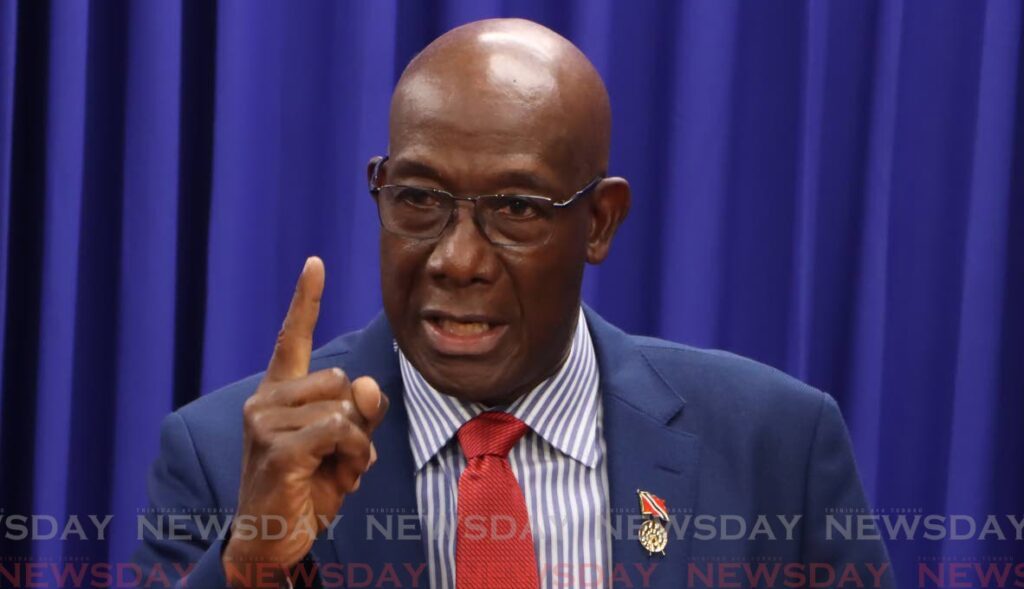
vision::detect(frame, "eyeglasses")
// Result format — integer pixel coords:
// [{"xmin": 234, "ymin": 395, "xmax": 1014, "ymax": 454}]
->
[{"xmin": 368, "ymin": 155, "xmax": 603, "ymax": 247}]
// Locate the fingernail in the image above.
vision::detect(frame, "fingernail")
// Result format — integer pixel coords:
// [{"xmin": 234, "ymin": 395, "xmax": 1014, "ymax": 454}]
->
[
  {"xmin": 332, "ymin": 367, "xmax": 344, "ymax": 379},
  {"xmin": 303, "ymin": 257, "xmax": 314, "ymax": 272}
]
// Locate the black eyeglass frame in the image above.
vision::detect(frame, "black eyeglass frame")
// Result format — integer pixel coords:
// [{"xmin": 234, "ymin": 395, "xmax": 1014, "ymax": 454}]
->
[{"xmin": 367, "ymin": 155, "xmax": 604, "ymax": 246}]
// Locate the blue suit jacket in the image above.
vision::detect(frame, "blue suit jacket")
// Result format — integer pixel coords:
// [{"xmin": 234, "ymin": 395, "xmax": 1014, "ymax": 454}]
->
[{"xmin": 134, "ymin": 308, "xmax": 895, "ymax": 588}]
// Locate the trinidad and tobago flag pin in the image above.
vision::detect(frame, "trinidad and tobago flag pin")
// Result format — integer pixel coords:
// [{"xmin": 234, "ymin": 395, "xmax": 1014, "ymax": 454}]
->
[{"xmin": 636, "ymin": 489, "xmax": 669, "ymax": 556}]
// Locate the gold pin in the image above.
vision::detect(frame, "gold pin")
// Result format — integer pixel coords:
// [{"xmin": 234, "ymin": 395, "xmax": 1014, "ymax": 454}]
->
[{"xmin": 637, "ymin": 489, "xmax": 669, "ymax": 556}]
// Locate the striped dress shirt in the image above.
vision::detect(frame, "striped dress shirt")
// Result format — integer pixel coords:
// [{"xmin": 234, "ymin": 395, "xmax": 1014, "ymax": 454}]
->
[{"xmin": 398, "ymin": 308, "xmax": 611, "ymax": 589}]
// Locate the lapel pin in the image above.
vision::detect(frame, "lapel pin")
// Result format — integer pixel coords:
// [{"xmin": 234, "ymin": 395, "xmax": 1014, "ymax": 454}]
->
[{"xmin": 636, "ymin": 489, "xmax": 669, "ymax": 556}]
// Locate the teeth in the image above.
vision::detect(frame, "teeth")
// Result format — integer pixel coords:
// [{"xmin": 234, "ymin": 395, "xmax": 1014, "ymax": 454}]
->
[{"xmin": 438, "ymin": 318, "xmax": 492, "ymax": 336}]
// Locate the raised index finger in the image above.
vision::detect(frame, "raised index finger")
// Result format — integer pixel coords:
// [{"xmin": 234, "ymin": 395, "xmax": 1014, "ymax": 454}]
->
[{"xmin": 265, "ymin": 256, "xmax": 325, "ymax": 382}]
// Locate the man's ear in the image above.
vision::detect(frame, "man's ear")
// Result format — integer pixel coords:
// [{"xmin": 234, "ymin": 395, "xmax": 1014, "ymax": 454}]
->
[{"xmin": 586, "ymin": 177, "xmax": 631, "ymax": 264}]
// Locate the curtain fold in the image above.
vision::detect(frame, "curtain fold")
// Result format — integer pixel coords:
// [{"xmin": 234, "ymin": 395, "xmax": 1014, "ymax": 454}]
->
[
  {"xmin": 944, "ymin": 0, "xmax": 1021, "ymax": 559},
  {"xmin": 31, "ymin": 0, "xmax": 89, "ymax": 565},
  {"xmin": 1, "ymin": 0, "xmax": 1021, "ymax": 584}
]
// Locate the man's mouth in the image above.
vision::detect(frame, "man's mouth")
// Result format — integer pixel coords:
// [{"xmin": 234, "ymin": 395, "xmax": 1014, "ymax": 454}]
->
[{"xmin": 421, "ymin": 312, "xmax": 509, "ymax": 356}]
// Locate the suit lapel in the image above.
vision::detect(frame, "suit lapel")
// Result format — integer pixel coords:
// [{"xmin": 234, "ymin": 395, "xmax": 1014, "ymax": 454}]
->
[{"xmin": 586, "ymin": 307, "xmax": 701, "ymax": 588}]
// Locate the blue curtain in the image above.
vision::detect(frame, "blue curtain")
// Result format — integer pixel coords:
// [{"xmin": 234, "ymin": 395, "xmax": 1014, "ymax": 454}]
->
[{"xmin": 1, "ymin": 1, "xmax": 1021, "ymax": 586}]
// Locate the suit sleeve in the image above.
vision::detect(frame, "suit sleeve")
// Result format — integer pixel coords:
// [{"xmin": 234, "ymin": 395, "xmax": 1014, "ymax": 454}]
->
[
  {"xmin": 801, "ymin": 394, "xmax": 897, "ymax": 588},
  {"xmin": 132, "ymin": 411, "xmax": 233, "ymax": 588}
]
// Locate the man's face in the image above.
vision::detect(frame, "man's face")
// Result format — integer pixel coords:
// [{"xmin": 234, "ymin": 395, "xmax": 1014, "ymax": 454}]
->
[{"xmin": 376, "ymin": 64, "xmax": 595, "ymax": 404}]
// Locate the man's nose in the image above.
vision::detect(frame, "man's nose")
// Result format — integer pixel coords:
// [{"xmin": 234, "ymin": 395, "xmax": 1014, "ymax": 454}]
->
[{"xmin": 425, "ymin": 202, "xmax": 500, "ymax": 288}]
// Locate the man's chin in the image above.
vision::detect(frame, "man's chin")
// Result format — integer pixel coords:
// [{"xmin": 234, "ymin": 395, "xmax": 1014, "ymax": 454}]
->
[
  {"xmin": 418, "ymin": 362, "xmax": 522, "ymax": 406},
  {"xmin": 427, "ymin": 376, "xmax": 503, "ymax": 405}
]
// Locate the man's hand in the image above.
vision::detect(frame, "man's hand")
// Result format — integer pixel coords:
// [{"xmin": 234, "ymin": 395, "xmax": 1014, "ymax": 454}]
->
[{"xmin": 222, "ymin": 256, "xmax": 389, "ymax": 584}]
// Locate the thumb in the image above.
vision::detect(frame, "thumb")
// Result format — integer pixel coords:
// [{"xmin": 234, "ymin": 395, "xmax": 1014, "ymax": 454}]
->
[{"xmin": 351, "ymin": 376, "xmax": 389, "ymax": 432}]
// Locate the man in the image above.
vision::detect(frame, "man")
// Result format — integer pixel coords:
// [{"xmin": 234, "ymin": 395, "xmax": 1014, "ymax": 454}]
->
[{"xmin": 135, "ymin": 18, "xmax": 894, "ymax": 589}]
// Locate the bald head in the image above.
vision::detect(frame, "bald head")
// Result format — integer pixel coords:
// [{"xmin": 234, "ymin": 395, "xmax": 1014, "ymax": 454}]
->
[{"xmin": 389, "ymin": 19, "xmax": 611, "ymax": 188}]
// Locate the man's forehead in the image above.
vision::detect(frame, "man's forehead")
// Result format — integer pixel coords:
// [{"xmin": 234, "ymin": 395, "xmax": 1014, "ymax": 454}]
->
[
  {"xmin": 388, "ymin": 89, "xmax": 587, "ymax": 192},
  {"xmin": 385, "ymin": 151, "xmax": 563, "ymax": 194},
  {"xmin": 390, "ymin": 77, "xmax": 568, "ymax": 143},
  {"xmin": 389, "ymin": 67, "xmax": 576, "ymax": 187}
]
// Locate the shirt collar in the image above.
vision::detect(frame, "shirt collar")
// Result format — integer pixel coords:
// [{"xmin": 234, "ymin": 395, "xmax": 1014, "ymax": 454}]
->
[{"xmin": 399, "ymin": 308, "xmax": 602, "ymax": 471}]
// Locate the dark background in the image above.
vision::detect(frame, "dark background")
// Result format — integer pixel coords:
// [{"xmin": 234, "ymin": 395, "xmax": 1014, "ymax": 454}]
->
[{"xmin": 1, "ymin": 1, "xmax": 1022, "ymax": 586}]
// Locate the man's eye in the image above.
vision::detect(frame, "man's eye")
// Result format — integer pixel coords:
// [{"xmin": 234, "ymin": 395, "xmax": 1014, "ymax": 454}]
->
[
  {"xmin": 397, "ymin": 188, "xmax": 442, "ymax": 208},
  {"xmin": 497, "ymin": 197, "xmax": 542, "ymax": 219}
]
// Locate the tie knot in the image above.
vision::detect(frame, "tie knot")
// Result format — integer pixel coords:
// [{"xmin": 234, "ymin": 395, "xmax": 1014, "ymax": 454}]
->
[{"xmin": 457, "ymin": 412, "xmax": 528, "ymax": 460}]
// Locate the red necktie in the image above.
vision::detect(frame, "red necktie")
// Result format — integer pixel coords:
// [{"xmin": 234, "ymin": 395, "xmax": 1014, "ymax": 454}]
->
[{"xmin": 456, "ymin": 412, "xmax": 539, "ymax": 589}]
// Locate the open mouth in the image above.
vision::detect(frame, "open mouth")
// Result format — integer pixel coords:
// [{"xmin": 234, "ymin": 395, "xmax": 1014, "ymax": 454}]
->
[{"xmin": 421, "ymin": 313, "xmax": 509, "ymax": 356}]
